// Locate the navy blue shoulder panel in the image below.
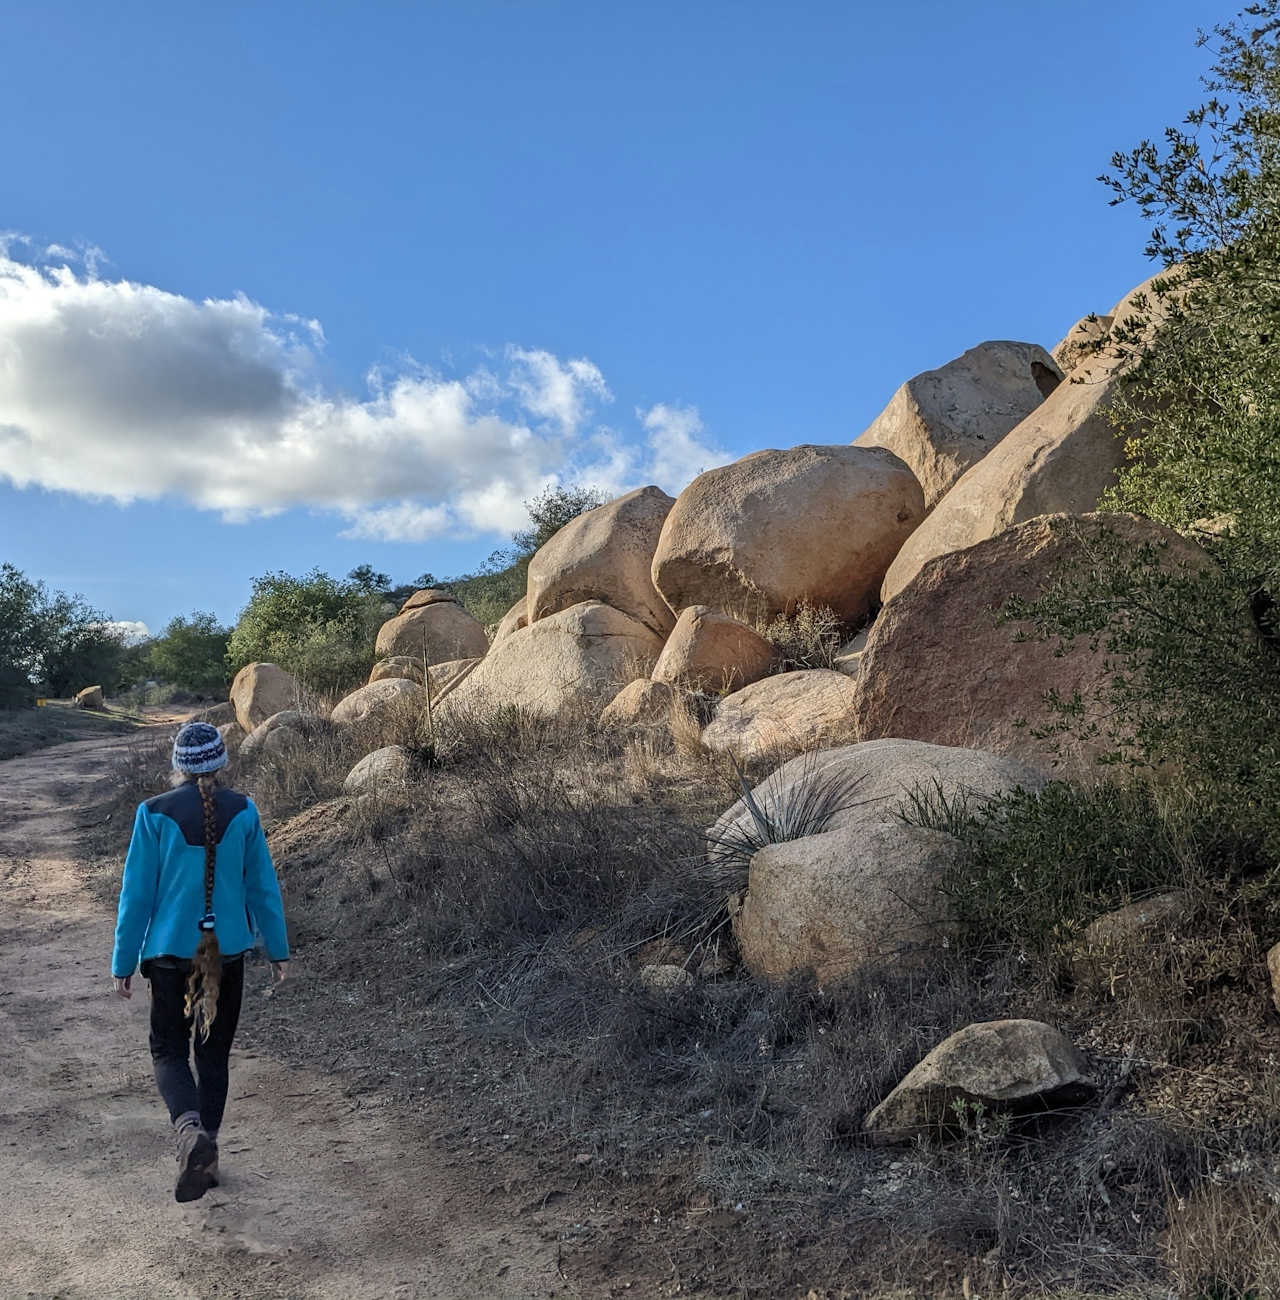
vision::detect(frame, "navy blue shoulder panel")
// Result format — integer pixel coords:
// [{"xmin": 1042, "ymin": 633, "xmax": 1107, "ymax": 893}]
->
[{"xmin": 143, "ymin": 784, "xmax": 250, "ymax": 848}]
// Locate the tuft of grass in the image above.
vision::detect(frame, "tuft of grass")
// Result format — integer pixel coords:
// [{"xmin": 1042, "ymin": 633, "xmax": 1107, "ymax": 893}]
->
[{"xmin": 758, "ymin": 599, "xmax": 850, "ymax": 671}]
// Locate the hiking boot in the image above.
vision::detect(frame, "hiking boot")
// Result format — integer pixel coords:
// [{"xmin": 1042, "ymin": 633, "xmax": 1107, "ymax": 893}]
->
[{"xmin": 174, "ymin": 1125, "xmax": 217, "ymax": 1203}]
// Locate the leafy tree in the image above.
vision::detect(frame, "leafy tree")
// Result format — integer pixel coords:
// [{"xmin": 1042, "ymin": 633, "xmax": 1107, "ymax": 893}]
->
[
  {"xmin": 148, "ymin": 612, "xmax": 233, "ymax": 692},
  {"xmin": 1008, "ymin": 6, "xmax": 1280, "ymax": 850},
  {"xmin": 0, "ymin": 563, "xmax": 124, "ymax": 705},
  {"xmin": 227, "ymin": 569, "xmax": 387, "ymax": 695}
]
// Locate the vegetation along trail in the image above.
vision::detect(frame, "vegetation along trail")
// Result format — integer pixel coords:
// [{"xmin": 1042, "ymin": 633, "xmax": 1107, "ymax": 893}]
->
[{"xmin": 0, "ymin": 723, "xmax": 563, "ymax": 1300}]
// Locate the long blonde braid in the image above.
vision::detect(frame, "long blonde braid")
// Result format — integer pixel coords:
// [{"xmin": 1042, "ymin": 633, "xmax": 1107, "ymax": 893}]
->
[{"xmin": 184, "ymin": 774, "xmax": 222, "ymax": 1040}]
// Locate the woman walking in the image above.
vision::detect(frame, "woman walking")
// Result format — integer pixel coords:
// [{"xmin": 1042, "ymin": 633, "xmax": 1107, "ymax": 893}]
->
[{"xmin": 111, "ymin": 721, "xmax": 290, "ymax": 1202}]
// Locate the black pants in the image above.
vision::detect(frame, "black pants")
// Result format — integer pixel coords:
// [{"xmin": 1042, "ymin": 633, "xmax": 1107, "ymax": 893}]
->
[{"xmin": 145, "ymin": 955, "xmax": 244, "ymax": 1135}]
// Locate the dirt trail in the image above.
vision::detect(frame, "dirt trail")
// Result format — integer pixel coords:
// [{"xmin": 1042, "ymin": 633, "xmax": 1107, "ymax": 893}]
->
[{"xmin": 0, "ymin": 729, "xmax": 561, "ymax": 1300}]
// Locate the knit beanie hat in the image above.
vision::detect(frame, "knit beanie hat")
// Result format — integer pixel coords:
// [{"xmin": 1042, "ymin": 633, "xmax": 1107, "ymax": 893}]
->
[{"xmin": 172, "ymin": 722, "xmax": 228, "ymax": 775}]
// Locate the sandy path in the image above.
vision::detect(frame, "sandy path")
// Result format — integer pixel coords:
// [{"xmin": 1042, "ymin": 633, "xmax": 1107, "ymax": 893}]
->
[{"xmin": 0, "ymin": 731, "xmax": 562, "ymax": 1300}]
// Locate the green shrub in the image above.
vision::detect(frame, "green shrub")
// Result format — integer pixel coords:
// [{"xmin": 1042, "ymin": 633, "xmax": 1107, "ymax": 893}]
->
[
  {"xmin": 147, "ymin": 612, "xmax": 232, "ymax": 692},
  {"xmin": 904, "ymin": 778, "xmax": 1274, "ymax": 955},
  {"xmin": 226, "ymin": 568, "xmax": 387, "ymax": 695},
  {"xmin": 0, "ymin": 562, "xmax": 124, "ymax": 704}
]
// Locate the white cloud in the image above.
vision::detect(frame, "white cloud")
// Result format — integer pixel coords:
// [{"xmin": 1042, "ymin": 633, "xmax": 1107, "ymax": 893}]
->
[
  {"xmin": 101, "ymin": 619, "xmax": 151, "ymax": 646},
  {"xmin": 640, "ymin": 403, "xmax": 729, "ymax": 492},
  {"xmin": 0, "ymin": 248, "xmax": 725, "ymax": 540}
]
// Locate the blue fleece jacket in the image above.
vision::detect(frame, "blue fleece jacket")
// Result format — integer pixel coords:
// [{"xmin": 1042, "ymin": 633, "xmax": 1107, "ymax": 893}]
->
[{"xmin": 111, "ymin": 782, "xmax": 290, "ymax": 978}]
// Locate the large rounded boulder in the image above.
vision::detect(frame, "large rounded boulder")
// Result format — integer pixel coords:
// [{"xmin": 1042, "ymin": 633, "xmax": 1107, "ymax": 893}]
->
[
  {"xmin": 230, "ymin": 662, "xmax": 300, "ymax": 732},
  {"xmin": 441, "ymin": 600, "xmax": 663, "ymax": 720},
  {"xmin": 374, "ymin": 591, "xmax": 489, "ymax": 664},
  {"xmin": 331, "ymin": 676, "xmax": 424, "ymax": 727},
  {"xmin": 854, "ymin": 341, "xmax": 1063, "ymax": 508},
  {"xmin": 651, "ymin": 605, "xmax": 778, "ymax": 693},
  {"xmin": 709, "ymin": 737, "xmax": 1046, "ymax": 852},
  {"xmin": 856, "ymin": 512, "xmax": 1209, "ymax": 776},
  {"xmin": 734, "ymin": 821, "xmax": 962, "ymax": 985},
  {"xmin": 700, "ymin": 669, "xmax": 859, "ymax": 763},
  {"xmin": 717, "ymin": 739, "xmax": 1044, "ymax": 985},
  {"xmin": 651, "ymin": 445, "xmax": 925, "ymax": 625},
  {"xmin": 881, "ymin": 272, "xmax": 1181, "ymax": 603},
  {"xmin": 527, "ymin": 486, "xmax": 677, "ymax": 638}
]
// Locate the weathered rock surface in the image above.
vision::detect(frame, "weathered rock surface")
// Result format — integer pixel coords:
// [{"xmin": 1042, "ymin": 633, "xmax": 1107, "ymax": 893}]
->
[
  {"xmin": 700, "ymin": 669, "xmax": 859, "ymax": 763},
  {"xmin": 330, "ymin": 676, "xmax": 424, "ymax": 727},
  {"xmin": 1072, "ymin": 892, "xmax": 1192, "ymax": 984},
  {"xmin": 399, "ymin": 588, "xmax": 458, "ymax": 612},
  {"xmin": 881, "ymin": 272, "xmax": 1183, "ymax": 603},
  {"xmin": 831, "ymin": 627, "xmax": 871, "ymax": 677},
  {"xmin": 527, "ymin": 486, "xmax": 677, "ymax": 637},
  {"xmin": 651, "ymin": 444, "xmax": 925, "ymax": 625},
  {"xmin": 857, "ymin": 513, "xmax": 1209, "ymax": 776},
  {"xmin": 710, "ymin": 737, "xmax": 1045, "ymax": 853},
  {"xmin": 491, "ymin": 597, "xmax": 528, "ymax": 648},
  {"xmin": 441, "ymin": 601, "xmax": 663, "ymax": 720},
  {"xmin": 240, "ymin": 710, "xmax": 332, "ymax": 762},
  {"xmin": 230, "ymin": 663, "xmax": 299, "ymax": 733},
  {"xmin": 863, "ymin": 1020, "xmax": 1096, "ymax": 1141},
  {"xmin": 1268, "ymin": 942, "xmax": 1280, "ymax": 1014},
  {"xmin": 343, "ymin": 744, "xmax": 409, "ymax": 793},
  {"xmin": 427, "ymin": 657, "xmax": 482, "ymax": 696},
  {"xmin": 1051, "ymin": 313, "xmax": 1114, "ymax": 374},
  {"xmin": 217, "ymin": 721, "xmax": 246, "ymax": 753},
  {"xmin": 599, "ymin": 678, "xmax": 678, "ymax": 728},
  {"xmin": 638, "ymin": 964, "xmax": 695, "ymax": 992},
  {"xmin": 73, "ymin": 685, "xmax": 105, "ymax": 710},
  {"xmin": 854, "ymin": 341, "xmax": 1063, "ymax": 508},
  {"xmin": 194, "ymin": 701, "xmax": 237, "ymax": 727},
  {"xmin": 651, "ymin": 605, "xmax": 778, "ymax": 692},
  {"xmin": 734, "ymin": 821, "xmax": 961, "ymax": 983},
  {"xmin": 369, "ymin": 656, "xmax": 426, "ymax": 686},
  {"xmin": 375, "ymin": 599, "xmax": 488, "ymax": 664}
]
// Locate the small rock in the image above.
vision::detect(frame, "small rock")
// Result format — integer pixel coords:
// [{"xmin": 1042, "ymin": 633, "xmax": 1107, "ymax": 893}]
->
[
  {"xmin": 639, "ymin": 964, "xmax": 695, "ymax": 992},
  {"xmin": 73, "ymin": 685, "xmax": 105, "ymax": 710},
  {"xmin": 863, "ymin": 1019, "xmax": 1096, "ymax": 1142},
  {"xmin": 343, "ymin": 745, "xmax": 409, "ymax": 793},
  {"xmin": 1267, "ymin": 941, "xmax": 1280, "ymax": 1014}
]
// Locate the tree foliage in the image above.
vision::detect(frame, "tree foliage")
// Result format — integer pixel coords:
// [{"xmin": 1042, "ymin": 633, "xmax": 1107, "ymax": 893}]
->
[
  {"xmin": 1009, "ymin": 5, "xmax": 1280, "ymax": 852},
  {"xmin": 0, "ymin": 563, "xmax": 124, "ymax": 706},
  {"xmin": 147, "ymin": 612, "xmax": 233, "ymax": 692},
  {"xmin": 226, "ymin": 569, "xmax": 388, "ymax": 696}
]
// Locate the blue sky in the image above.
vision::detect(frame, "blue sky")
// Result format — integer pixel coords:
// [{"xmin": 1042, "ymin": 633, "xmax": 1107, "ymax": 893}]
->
[{"xmin": 0, "ymin": 1, "xmax": 1240, "ymax": 633}]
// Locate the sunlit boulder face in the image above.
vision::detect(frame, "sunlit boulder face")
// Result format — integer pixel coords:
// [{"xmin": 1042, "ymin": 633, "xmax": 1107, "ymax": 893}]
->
[
  {"xmin": 526, "ymin": 486, "xmax": 677, "ymax": 639},
  {"xmin": 440, "ymin": 600, "xmax": 663, "ymax": 720},
  {"xmin": 854, "ymin": 340, "xmax": 1063, "ymax": 509},
  {"xmin": 230, "ymin": 662, "xmax": 299, "ymax": 732},
  {"xmin": 699, "ymin": 669, "xmax": 860, "ymax": 764},
  {"xmin": 650, "ymin": 605, "xmax": 778, "ymax": 693},
  {"xmin": 856, "ymin": 512, "xmax": 1210, "ymax": 777},
  {"xmin": 881, "ymin": 270, "xmax": 1184, "ymax": 603},
  {"xmin": 651, "ymin": 445, "xmax": 925, "ymax": 626},
  {"xmin": 374, "ymin": 591, "xmax": 489, "ymax": 664}
]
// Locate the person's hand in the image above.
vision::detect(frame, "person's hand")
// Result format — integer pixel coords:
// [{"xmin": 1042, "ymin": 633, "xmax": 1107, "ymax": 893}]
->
[
  {"xmin": 271, "ymin": 961, "xmax": 290, "ymax": 985},
  {"xmin": 113, "ymin": 976, "xmax": 132, "ymax": 1000}
]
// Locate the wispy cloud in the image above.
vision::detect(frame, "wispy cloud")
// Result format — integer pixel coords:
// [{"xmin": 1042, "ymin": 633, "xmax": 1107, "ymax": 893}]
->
[{"xmin": 0, "ymin": 246, "xmax": 727, "ymax": 540}]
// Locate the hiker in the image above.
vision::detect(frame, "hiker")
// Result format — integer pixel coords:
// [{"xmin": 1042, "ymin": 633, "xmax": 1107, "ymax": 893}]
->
[{"xmin": 110, "ymin": 721, "xmax": 290, "ymax": 1203}]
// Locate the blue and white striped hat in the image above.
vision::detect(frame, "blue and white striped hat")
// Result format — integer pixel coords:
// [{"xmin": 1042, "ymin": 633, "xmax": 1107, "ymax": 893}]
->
[{"xmin": 172, "ymin": 722, "xmax": 228, "ymax": 775}]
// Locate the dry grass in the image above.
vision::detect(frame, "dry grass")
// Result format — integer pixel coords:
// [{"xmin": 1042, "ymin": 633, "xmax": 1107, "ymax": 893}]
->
[{"xmin": 76, "ymin": 694, "xmax": 1280, "ymax": 1296}]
